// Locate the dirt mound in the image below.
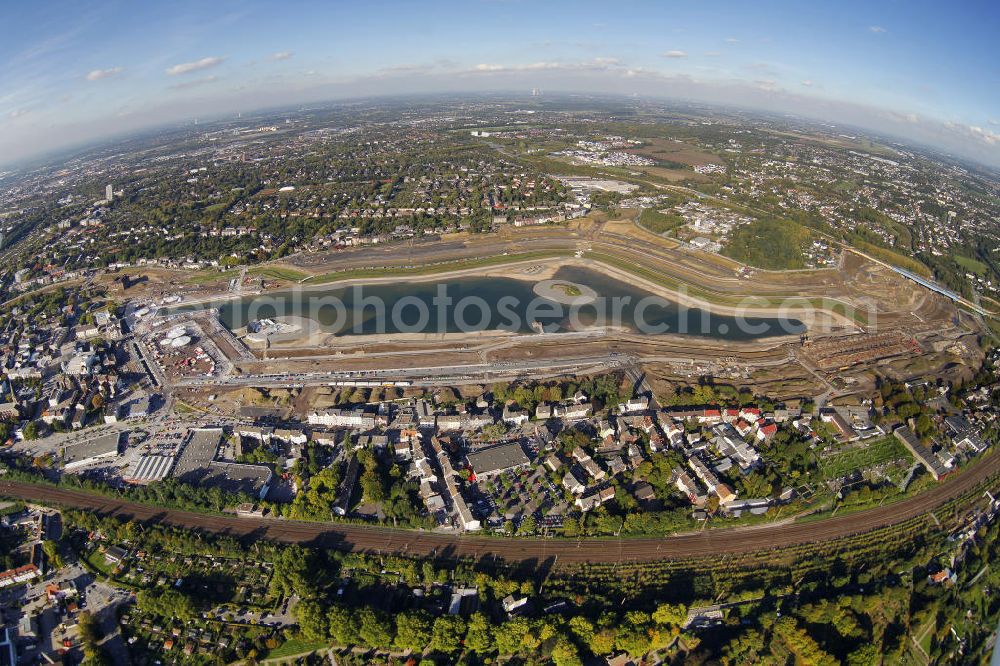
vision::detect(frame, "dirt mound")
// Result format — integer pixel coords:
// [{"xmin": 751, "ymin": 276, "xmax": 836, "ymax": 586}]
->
[{"xmin": 232, "ymin": 387, "xmax": 269, "ymax": 405}]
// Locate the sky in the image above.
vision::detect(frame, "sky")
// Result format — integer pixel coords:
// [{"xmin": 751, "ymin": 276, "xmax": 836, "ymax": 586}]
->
[{"xmin": 1, "ymin": 0, "xmax": 998, "ymax": 168}]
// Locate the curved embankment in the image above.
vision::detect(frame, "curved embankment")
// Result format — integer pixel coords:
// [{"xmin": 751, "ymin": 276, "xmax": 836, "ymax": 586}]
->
[
  {"xmin": 2, "ymin": 452, "xmax": 998, "ymax": 564},
  {"xmin": 247, "ymin": 243, "xmax": 865, "ymax": 326}
]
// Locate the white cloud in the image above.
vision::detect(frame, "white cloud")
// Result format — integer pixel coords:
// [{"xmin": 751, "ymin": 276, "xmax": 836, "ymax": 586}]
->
[
  {"xmin": 869, "ymin": 26, "xmax": 886, "ymax": 33},
  {"xmin": 968, "ymin": 126, "xmax": 999, "ymax": 145},
  {"xmin": 86, "ymin": 67, "xmax": 123, "ymax": 81},
  {"xmin": 7, "ymin": 109, "xmax": 29, "ymax": 119},
  {"xmin": 663, "ymin": 50, "xmax": 687, "ymax": 58},
  {"xmin": 704, "ymin": 51, "xmax": 721, "ymax": 57},
  {"xmin": 800, "ymin": 80, "xmax": 813, "ymax": 86},
  {"xmin": 166, "ymin": 56, "xmax": 225, "ymax": 76},
  {"xmin": 725, "ymin": 37, "xmax": 739, "ymax": 43},
  {"xmin": 470, "ymin": 58, "xmax": 622, "ymax": 74},
  {"xmin": 271, "ymin": 51, "xmax": 293, "ymax": 61},
  {"xmin": 886, "ymin": 110, "xmax": 919, "ymax": 124}
]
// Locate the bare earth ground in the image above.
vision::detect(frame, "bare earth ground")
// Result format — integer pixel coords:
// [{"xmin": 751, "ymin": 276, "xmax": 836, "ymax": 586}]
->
[{"xmin": 113, "ymin": 215, "xmax": 981, "ymax": 406}]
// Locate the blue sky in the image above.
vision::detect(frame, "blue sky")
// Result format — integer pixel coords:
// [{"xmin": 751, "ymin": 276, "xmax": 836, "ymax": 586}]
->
[{"xmin": 1, "ymin": 0, "xmax": 997, "ymax": 166}]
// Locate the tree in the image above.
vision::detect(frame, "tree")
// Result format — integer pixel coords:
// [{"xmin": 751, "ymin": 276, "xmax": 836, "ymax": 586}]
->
[
  {"xmin": 23, "ymin": 421, "xmax": 39, "ymax": 440},
  {"xmin": 136, "ymin": 588, "xmax": 196, "ymax": 622},
  {"xmin": 568, "ymin": 616, "xmax": 595, "ymax": 645},
  {"xmin": 77, "ymin": 611, "xmax": 101, "ymax": 644},
  {"xmin": 588, "ymin": 628, "xmax": 616, "ymax": 655},
  {"xmin": 270, "ymin": 545, "xmax": 321, "ymax": 599},
  {"xmin": 652, "ymin": 602, "xmax": 688, "ymax": 627},
  {"xmin": 430, "ymin": 615, "xmax": 466, "ymax": 655},
  {"xmin": 81, "ymin": 646, "xmax": 112, "ymax": 666},
  {"xmin": 41, "ymin": 539, "xmax": 64, "ymax": 569},
  {"xmin": 517, "ymin": 514, "xmax": 537, "ymax": 535},
  {"xmin": 493, "ymin": 619, "xmax": 523, "ymax": 656},
  {"xmin": 422, "ymin": 561, "xmax": 437, "ymax": 586},
  {"xmin": 736, "ymin": 471, "xmax": 772, "ymax": 498},
  {"xmin": 916, "ymin": 413, "xmax": 934, "ymax": 439},
  {"xmin": 721, "ymin": 628, "xmax": 764, "ymax": 665},
  {"xmin": 481, "ymin": 422, "xmax": 508, "ymax": 440},
  {"xmin": 772, "ymin": 617, "xmax": 838, "ymax": 666},
  {"xmin": 847, "ymin": 643, "xmax": 881, "ymax": 665},
  {"xmin": 394, "ymin": 610, "xmax": 432, "ymax": 651},
  {"xmin": 615, "ymin": 485, "xmax": 638, "ymax": 512},
  {"xmin": 551, "ymin": 636, "xmax": 583, "ymax": 666},
  {"xmin": 465, "ymin": 613, "xmax": 494, "ymax": 654},
  {"xmin": 494, "ymin": 617, "xmax": 537, "ymax": 655},
  {"xmin": 327, "ymin": 605, "xmax": 360, "ymax": 646},
  {"xmin": 358, "ymin": 607, "xmax": 393, "ymax": 648},
  {"xmin": 615, "ymin": 617, "xmax": 652, "ymax": 657},
  {"xmin": 295, "ymin": 600, "xmax": 329, "ymax": 641}
]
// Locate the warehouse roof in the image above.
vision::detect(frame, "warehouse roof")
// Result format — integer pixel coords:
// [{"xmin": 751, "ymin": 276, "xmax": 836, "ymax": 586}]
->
[
  {"xmin": 63, "ymin": 432, "xmax": 123, "ymax": 466},
  {"xmin": 125, "ymin": 454, "xmax": 175, "ymax": 484},
  {"xmin": 172, "ymin": 428, "xmax": 223, "ymax": 477},
  {"xmin": 467, "ymin": 442, "xmax": 530, "ymax": 477}
]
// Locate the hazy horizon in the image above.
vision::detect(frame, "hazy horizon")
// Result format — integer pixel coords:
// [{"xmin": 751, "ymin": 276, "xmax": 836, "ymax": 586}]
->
[{"xmin": 1, "ymin": 0, "xmax": 997, "ymax": 168}]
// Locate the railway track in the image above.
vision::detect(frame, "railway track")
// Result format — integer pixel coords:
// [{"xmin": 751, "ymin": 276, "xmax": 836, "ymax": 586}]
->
[{"xmin": 2, "ymin": 450, "xmax": 997, "ymax": 564}]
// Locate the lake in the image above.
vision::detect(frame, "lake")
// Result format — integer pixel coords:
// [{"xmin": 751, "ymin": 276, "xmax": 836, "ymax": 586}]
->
[{"xmin": 179, "ymin": 265, "xmax": 805, "ymax": 340}]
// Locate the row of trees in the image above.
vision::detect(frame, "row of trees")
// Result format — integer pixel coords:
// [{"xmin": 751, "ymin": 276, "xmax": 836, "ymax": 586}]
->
[
  {"xmin": 61, "ymin": 480, "xmax": 1000, "ymax": 665},
  {"xmin": 294, "ymin": 600, "xmax": 689, "ymax": 664}
]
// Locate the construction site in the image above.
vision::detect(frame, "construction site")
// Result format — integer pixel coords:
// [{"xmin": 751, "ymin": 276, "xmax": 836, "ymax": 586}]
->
[{"xmin": 113, "ymin": 215, "xmax": 985, "ymax": 413}]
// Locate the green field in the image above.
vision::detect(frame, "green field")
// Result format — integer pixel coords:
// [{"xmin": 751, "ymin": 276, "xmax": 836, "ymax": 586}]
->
[
  {"xmin": 184, "ymin": 268, "xmax": 240, "ymax": 285},
  {"xmin": 954, "ymin": 254, "xmax": 988, "ymax": 276},
  {"xmin": 186, "ymin": 265, "xmax": 310, "ymax": 285},
  {"xmin": 83, "ymin": 549, "xmax": 116, "ymax": 576},
  {"xmin": 248, "ymin": 266, "xmax": 310, "ymax": 282},
  {"xmin": 637, "ymin": 207, "xmax": 686, "ymax": 235},
  {"xmin": 583, "ymin": 250, "xmax": 868, "ymax": 324},
  {"xmin": 721, "ymin": 219, "xmax": 813, "ymax": 270},
  {"xmin": 818, "ymin": 435, "xmax": 912, "ymax": 480},
  {"xmin": 263, "ymin": 637, "xmax": 329, "ymax": 661},
  {"xmin": 853, "ymin": 241, "xmax": 932, "ymax": 278},
  {"xmin": 303, "ymin": 249, "xmax": 573, "ymax": 284}
]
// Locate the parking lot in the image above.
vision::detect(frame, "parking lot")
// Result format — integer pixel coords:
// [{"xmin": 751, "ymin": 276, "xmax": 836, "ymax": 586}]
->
[{"xmin": 471, "ymin": 464, "xmax": 567, "ymax": 531}]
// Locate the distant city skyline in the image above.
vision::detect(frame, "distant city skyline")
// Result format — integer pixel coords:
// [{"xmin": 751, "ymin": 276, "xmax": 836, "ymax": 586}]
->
[{"xmin": 0, "ymin": 0, "xmax": 997, "ymax": 167}]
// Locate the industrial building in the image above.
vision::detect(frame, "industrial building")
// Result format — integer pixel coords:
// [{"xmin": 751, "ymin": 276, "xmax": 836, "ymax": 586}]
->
[
  {"xmin": 192, "ymin": 462, "xmax": 272, "ymax": 499},
  {"xmin": 894, "ymin": 426, "xmax": 949, "ymax": 481},
  {"xmin": 466, "ymin": 442, "xmax": 530, "ymax": 480},
  {"xmin": 124, "ymin": 454, "xmax": 175, "ymax": 484},
  {"xmin": 62, "ymin": 432, "xmax": 123, "ymax": 471},
  {"xmin": 171, "ymin": 427, "xmax": 272, "ymax": 499}
]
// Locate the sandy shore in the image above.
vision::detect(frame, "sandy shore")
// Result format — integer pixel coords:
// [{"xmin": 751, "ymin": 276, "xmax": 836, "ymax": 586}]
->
[
  {"xmin": 278, "ymin": 256, "xmax": 859, "ymax": 328},
  {"xmin": 578, "ymin": 258, "xmax": 861, "ymax": 330},
  {"xmin": 293, "ymin": 258, "xmax": 561, "ymax": 293},
  {"xmin": 201, "ymin": 254, "xmax": 863, "ymax": 350},
  {"xmin": 270, "ymin": 327, "xmax": 518, "ymax": 349}
]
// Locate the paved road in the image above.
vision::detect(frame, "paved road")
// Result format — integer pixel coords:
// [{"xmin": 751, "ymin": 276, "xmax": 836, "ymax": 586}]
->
[{"xmin": 2, "ymin": 453, "xmax": 997, "ymax": 564}]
